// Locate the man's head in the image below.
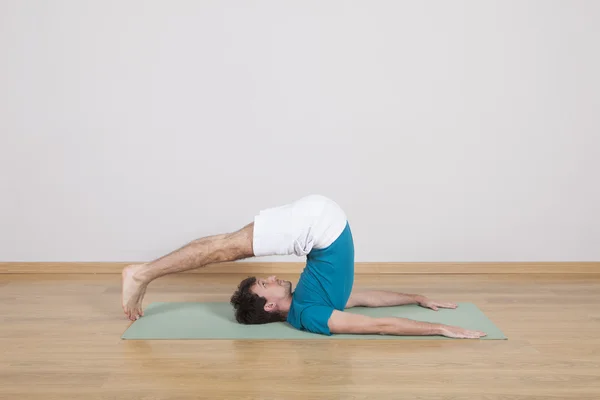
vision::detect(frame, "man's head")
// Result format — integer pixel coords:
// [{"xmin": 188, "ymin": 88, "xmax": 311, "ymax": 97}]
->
[{"xmin": 230, "ymin": 275, "xmax": 293, "ymax": 324}]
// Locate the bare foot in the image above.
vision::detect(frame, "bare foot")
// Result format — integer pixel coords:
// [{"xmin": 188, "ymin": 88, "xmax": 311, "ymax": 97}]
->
[{"xmin": 122, "ymin": 264, "xmax": 148, "ymax": 321}]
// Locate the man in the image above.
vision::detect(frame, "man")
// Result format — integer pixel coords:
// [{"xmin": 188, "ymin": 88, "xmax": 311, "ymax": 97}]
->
[{"xmin": 122, "ymin": 195, "xmax": 486, "ymax": 339}]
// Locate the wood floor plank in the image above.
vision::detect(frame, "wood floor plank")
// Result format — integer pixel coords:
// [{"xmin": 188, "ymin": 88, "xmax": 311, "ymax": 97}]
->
[{"xmin": 1, "ymin": 273, "xmax": 599, "ymax": 399}]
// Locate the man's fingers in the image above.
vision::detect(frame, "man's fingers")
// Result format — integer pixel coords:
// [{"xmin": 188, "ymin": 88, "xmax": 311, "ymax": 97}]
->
[
  {"xmin": 467, "ymin": 330, "xmax": 487, "ymax": 338},
  {"xmin": 440, "ymin": 302, "xmax": 457, "ymax": 308},
  {"xmin": 443, "ymin": 326, "xmax": 487, "ymax": 339},
  {"xmin": 428, "ymin": 301, "xmax": 458, "ymax": 309},
  {"xmin": 459, "ymin": 334, "xmax": 481, "ymax": 339}
]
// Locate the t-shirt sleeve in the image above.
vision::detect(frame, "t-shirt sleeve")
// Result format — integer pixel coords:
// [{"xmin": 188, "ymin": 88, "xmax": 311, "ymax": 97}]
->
[{"xmin": 300, "ymin": 305, "xmax": 335, "ymax": 335}]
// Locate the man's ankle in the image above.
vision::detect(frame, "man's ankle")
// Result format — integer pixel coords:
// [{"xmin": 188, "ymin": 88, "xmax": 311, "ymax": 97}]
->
[{"xmin": 128, "ymin": 263, "xmax": 152, "ymax": 285}]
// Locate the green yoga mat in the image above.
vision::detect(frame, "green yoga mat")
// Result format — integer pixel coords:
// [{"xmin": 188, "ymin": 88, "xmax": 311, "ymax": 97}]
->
[{"xmin": 121, "ymin": 302, "xmax": 506, "ymax": 340}]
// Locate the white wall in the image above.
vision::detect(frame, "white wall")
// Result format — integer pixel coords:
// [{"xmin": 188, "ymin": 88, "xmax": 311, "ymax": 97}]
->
[{"xmin": 1, "ymin": 0, "xmax": 599, "ymax": 263}]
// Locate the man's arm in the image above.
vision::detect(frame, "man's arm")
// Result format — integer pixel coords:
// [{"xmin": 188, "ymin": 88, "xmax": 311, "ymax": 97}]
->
[
  {"xmin": 346, "ymin": 290, "xmax": 457, "ymax": 311},
  {"xmin": 327, "ymin": 310, "xmax": 487, "ymax": 339}
]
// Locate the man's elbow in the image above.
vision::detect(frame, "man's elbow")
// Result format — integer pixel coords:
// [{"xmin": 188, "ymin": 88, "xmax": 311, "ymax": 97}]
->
[
  {"xmin": 364, "ymin": 319, "xmax": 397, "ymax": 335},
  {"xmin": 363, "ymin": 318, "xmax": 403, "ymax": 335},
  {"xmin": 372, "ymin": 318, "xmax": 395, "ymax": 335}
]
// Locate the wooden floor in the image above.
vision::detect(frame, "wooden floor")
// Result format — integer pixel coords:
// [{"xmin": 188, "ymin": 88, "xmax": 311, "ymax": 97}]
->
[{"xmin": 1, "ymin": 273, "xmax": 600, "ymax": 400}]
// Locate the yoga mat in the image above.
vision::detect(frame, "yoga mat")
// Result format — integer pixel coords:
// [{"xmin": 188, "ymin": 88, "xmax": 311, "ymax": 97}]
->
[{"xmin": 121, "ymin": 302, "xmax": 506, "ymax": 340}]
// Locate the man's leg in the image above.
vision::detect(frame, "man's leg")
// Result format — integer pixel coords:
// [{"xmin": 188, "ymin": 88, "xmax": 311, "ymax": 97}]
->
[{"xmin": 122, "ymin": 222, "xmax": 255, "ymax": 320}]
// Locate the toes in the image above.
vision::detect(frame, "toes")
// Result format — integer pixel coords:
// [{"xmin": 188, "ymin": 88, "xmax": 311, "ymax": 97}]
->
[
  {"xmin": 123, "ymin": 306, "xmax": 143, "ymax": 321},
  {"xmin": 129, "ymin": 309, "xmax": 142, "ymax": 321}
]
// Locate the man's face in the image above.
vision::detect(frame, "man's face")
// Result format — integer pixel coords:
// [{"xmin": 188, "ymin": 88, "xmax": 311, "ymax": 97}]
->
[{"xmin": 251, "ymin": 275, "xmax": 293, "ymax": 308}]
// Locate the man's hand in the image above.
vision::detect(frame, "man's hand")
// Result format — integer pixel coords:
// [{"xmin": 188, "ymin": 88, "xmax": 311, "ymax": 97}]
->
[
  {"xmin": 437, "ymin": 325, "xmax": 487, "ymax": 339},
  {"xmin": 415, "ymin": 296, "xmax": 457, "ymax": 311}
]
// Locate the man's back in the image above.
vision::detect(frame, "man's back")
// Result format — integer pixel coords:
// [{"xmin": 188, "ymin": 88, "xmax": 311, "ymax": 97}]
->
[{"xmin": 287, "ymin": 221, "xmax": 355, "ymax": 335}]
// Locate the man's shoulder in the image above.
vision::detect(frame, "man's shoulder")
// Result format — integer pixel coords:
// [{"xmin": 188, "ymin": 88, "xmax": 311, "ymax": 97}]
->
[{"xmin": 287, "ymin": 295, "xmax": 335, "ymax": 335}]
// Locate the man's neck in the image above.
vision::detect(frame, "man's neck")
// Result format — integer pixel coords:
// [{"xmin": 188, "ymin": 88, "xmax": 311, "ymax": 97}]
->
[{"xmin": 279, "ymin": 296, "xmax": 293, "ymax": 315}]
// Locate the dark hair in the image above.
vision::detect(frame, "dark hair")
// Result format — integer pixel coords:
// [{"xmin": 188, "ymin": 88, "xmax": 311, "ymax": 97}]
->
[{"xmin": 230, "ymin": 276, "xmax": 286, "ymax": 324}]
